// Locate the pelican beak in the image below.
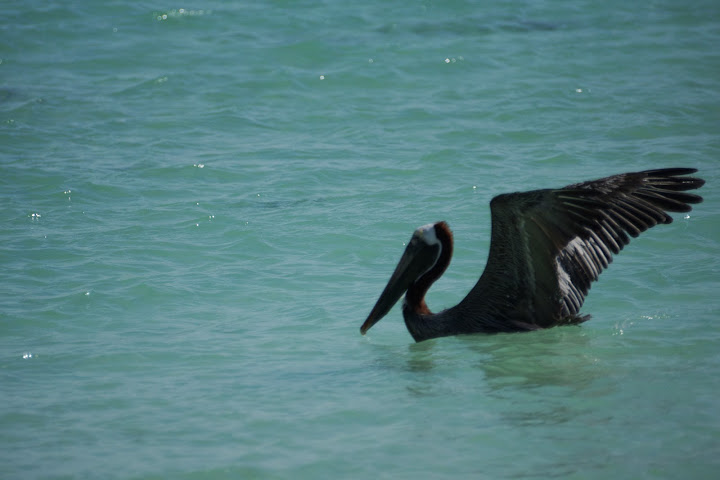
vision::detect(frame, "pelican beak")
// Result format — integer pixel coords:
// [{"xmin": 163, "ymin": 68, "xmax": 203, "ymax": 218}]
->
[{"xmin": 360, "ymin": 236, "xmax": 440, "ymax": 335}]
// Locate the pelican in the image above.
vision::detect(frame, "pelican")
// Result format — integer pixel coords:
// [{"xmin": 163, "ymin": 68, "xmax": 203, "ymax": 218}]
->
[{"xmin": 360, "ymin": 168, "xmax": 704, "ymax": 342}]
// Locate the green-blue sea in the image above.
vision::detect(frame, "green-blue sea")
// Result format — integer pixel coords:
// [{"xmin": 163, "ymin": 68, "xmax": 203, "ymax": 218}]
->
[{"xmin": 2, "ymin": 1, "xmax": 719, "ymax": 478}]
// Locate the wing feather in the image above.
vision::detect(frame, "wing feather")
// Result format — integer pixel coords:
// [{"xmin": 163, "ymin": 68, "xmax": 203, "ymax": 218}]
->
[{"xmin": 473, "ymin": 168, "xmax": 704, "ymax": 328}]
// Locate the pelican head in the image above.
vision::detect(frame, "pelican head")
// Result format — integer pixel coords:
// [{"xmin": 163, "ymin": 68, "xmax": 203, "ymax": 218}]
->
[{"xmin": 360, "ymin": 222, "xmax": 450, "ymax": 335}]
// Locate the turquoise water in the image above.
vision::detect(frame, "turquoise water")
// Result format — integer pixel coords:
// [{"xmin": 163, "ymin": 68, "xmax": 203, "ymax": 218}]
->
[{"xmin": 2, "ymin": 1, "xmax": 720, "ymax": 478}]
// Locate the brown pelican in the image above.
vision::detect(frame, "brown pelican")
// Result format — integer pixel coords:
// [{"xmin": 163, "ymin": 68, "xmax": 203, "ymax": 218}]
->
[{"xmin": 360, "ymin": 168, "xmax": 704, "ymax": 342}]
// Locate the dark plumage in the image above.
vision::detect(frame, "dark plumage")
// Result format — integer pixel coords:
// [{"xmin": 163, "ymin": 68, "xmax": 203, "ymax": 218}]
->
[{"xmin": 360, "ymin": 168, "xmax": 705, "ymax": 342}]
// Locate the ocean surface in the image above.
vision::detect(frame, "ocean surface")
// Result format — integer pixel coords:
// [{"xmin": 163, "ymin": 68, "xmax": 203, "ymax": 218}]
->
[{"xmin": 2, "ymin": 1, "xmax": 719, "ymax": 478}]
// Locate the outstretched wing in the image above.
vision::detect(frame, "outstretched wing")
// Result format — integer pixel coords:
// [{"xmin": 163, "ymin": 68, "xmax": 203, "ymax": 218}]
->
[{"xmin": 475, "ymin": 168, "xmax": 704, "ymax": 329}]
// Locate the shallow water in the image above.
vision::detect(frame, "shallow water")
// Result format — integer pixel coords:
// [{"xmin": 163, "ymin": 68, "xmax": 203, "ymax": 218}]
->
[{"xmin": 2, "ymin": 1, "xmax": 720, "ymax": 478}]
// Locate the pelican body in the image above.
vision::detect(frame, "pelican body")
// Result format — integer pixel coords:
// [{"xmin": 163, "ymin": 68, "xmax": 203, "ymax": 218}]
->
[{"xmin": 360, "ymin": 168, "xmax": 704, "ymax": 342}]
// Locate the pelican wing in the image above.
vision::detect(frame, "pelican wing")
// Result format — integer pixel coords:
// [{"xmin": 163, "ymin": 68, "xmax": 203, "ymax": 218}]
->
[{"xmin": 476, "ymin": 168, "xmax": 704, "ymax": 328}]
